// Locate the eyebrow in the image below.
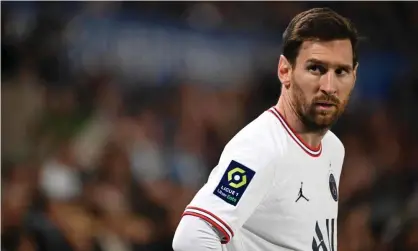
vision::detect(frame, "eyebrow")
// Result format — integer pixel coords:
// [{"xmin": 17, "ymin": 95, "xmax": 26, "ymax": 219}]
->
[{"xmin": 306, "ymin": 58, "xmax": 353, "ymax": 71}]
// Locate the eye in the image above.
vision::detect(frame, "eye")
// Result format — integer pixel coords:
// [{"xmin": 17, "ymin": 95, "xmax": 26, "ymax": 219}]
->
[
  {"xmin": 335, "ymin": 68, "xmax": 349, "ymax": 76},
  {"xmin": 307, "ymin": 64, "xmax": 326, "ymax": 75}
]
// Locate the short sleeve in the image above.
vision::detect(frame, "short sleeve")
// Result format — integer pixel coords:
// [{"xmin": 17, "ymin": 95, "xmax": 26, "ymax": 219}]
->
[{"xmin": 182, "ymin": 131, "xmax": 277, "ymax": 244}]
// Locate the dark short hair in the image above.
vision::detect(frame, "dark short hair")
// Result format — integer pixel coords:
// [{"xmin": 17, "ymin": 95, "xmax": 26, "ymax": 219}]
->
[{"xmin": 282, "ymin": 7, "xmax": 359, "ymax": 67}]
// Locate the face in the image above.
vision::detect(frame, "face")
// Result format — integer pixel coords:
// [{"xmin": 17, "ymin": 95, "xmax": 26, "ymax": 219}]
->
[{"xmin": 278, "ymin": 39, "xmax": 358, "ymax": 131}]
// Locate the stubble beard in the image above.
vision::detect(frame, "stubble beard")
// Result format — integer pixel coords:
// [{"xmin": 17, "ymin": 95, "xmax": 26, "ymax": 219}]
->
[{"xmin": 290, "ymin": 79, "xmax": 349, "ymax": 133}]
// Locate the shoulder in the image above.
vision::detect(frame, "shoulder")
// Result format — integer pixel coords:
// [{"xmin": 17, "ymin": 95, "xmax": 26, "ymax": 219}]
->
[
  {"xmin": 324, "ymin": 130, "xmax": 344, "ymax": 147},
  {"xmin": 220, "ymin": 111, "xmax": 283, "ymax": 171},
  {"xmin": 323, "ymin": 130, "xmax": 345, "ymax": 160},
  {"xmin": 325, "ymin": 131, "xmax": 345, "ymax": 151}
]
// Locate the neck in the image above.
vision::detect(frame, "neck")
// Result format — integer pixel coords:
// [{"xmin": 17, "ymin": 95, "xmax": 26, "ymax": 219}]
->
[{"xmin": 275, "ymin": 96, "xmax": 327, "ymax": 149}]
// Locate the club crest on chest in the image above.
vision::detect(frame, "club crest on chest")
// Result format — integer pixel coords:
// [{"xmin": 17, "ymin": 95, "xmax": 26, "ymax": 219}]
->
[{"xmin": 329, "ymin": 173, "xmax": 338, "ymax": 202}]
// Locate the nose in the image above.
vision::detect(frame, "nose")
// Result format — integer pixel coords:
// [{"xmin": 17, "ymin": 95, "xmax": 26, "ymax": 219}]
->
[{"xmin": 320, "ymin": 71, "xmax": 337, "ymax": 95}]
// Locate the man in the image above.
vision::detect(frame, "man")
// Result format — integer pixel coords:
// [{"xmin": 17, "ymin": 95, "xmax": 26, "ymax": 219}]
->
[{"xmin": 173, "ymin": 7, "xmax": 359, "ymax": 251}]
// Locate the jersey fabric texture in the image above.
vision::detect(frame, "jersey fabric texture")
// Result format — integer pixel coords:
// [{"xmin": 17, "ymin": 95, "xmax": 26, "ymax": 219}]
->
[{"xmin": 181, "ymin": 107, "xmax": 345, "ymax": 251}]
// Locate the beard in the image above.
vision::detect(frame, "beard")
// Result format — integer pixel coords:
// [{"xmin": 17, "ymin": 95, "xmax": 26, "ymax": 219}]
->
[{"xmin": 290, "ymin": 78, "xmax": 349, "ymax": 132}]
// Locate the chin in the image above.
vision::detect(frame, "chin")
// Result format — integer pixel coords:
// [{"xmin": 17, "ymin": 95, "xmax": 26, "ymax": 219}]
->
[
  {"xmin": 315, "ymin": 122, "xmax": 334, "ymax": 129},
  {"xmin": 314, "ymin": 115, "xmax": 338, "ymax": 128}
]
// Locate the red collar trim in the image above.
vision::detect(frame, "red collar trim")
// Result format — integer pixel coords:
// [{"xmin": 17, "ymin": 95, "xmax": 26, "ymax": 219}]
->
[{"xmin": 268, "ymin": 107, "xmax": 322, "ymax": 157}]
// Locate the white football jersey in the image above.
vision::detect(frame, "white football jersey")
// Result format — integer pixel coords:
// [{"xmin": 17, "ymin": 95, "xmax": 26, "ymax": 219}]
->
[{"xmin": 182, "ymin": 107, "xmax": 345, "ymax": 251}]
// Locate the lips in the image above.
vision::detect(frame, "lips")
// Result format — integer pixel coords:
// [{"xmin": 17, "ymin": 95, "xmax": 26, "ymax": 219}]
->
[{"xmin": 315, "ymin": 101, "xmax": 337, "ymax": 106}]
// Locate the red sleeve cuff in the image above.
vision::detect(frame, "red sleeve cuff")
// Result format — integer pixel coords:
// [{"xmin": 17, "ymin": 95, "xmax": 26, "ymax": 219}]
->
[{"xmin": 182, "ymin": 206, "xmax": 234, "ymax": 244}]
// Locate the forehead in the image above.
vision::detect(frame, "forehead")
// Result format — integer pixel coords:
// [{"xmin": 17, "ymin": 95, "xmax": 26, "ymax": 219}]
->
[{"xmin": 297, "ymin": 39, "xmax": 353, "ymax": 66}]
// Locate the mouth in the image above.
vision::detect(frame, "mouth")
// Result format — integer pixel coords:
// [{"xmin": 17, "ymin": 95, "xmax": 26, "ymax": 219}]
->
[
  {"xmin": 315, "ymin": 101, "xmax": 337, "ymax": 110},
  {"xmin": 316, "ymin": 100, "xmax": 336, "ymax": 105}
]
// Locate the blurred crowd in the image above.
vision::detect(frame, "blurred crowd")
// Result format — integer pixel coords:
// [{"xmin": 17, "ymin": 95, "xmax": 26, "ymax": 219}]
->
[{"xmin": 2, "ymin": 2, "xmax": 418, "ymax": 251}]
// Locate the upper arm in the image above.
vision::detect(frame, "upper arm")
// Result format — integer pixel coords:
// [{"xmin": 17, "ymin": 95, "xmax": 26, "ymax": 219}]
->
[
  {"xmin": 181, "ymin": 128, "xmax": 278, "ymax": 244},
  {"xmin": 173, "ymin": 216, "xmax": 222, "ymax": 251}
]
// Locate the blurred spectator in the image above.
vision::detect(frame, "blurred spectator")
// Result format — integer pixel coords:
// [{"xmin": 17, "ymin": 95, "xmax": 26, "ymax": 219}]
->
[{"xmin": 2, "ymin": 62, "xmax": 45, "ymax": 161}]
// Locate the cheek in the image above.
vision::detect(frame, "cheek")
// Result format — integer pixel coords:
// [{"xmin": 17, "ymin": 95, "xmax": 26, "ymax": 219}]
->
[
  {"xmin": 292, "ymin": 71, "xmax": 319, "ymax": 96},
  {"xmin": 292, "ymin": 82, "xmax": 313, "ymax": 109},
  {"xmin": 338, "ymin": 80, "xmax": 355, "ymax": 100},
  {"xmin": 298, "ymin": 71, "xmax": 319, "ymax": 87}
]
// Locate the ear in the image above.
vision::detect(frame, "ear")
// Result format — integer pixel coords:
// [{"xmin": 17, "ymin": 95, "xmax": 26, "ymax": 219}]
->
[
  {"xmin": 278, "ymin": 55, "xmax": 292, "ymax": 88},
  {"xmin": 353, "ymin": 62, "xmax": 359, "ymax": 82}
]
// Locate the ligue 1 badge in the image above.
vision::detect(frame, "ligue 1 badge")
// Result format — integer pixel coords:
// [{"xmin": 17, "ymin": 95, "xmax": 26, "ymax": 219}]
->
[{"xmin": 329, "ymin": 173, "xmax": 338, "ymax": 202}]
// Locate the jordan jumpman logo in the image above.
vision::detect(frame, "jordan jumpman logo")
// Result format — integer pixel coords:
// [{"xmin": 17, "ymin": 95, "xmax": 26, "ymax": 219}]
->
[{"xmin": 296, "ymin": 182, "xmax": 309, "ymax": 202}]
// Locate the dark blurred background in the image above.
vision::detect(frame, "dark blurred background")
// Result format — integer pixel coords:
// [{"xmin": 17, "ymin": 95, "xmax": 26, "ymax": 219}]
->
[{"xmin": 1, "ymin": 2, "xmax": 418, "ymax": 251}]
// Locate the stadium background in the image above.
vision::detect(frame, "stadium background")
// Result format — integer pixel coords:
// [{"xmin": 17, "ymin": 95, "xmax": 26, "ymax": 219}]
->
[{"xmin": 2, "ymin": 2, "xmax": 417, "ymax": 251}]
